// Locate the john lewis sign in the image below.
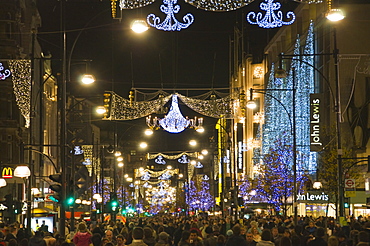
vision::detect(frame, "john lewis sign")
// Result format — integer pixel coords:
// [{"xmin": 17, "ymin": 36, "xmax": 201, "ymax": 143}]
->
[
  {"xmin": 297, "ymin": 191, "xmax": 330, "ymax": 203},
  {"xmin": 310, "ymin": 94, "xmax": 323, "ymax": 151}
]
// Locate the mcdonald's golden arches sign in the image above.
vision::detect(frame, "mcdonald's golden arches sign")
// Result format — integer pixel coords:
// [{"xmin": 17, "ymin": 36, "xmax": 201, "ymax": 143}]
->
[{"xmin": 2, "ymin": 167, "xmax": 13, "ymax": 179}]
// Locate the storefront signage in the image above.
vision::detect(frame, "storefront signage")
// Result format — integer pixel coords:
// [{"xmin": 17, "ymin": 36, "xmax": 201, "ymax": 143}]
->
[
  {"xmin": 2, "ymin": 167, "xmax": 13, "ymax": 179},
  {"xmin": 297, "ymin": 191, "xmax": 329, "ymax": 203},
  {"xmin": 310, "ymin": 94, "xmax": 323, "ymax": 152},
  {"xmin": 237, "ymin": 141, "xmax": 243, "ymax": 172}
]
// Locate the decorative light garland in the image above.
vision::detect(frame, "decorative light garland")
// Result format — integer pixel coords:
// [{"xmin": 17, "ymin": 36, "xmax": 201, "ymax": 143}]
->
[
  {"xmin": 293, "ymin": 0, "xmax": 322, "ymax": 3},
  {"xmin": 8, "ymin": 60, "xmax": 31, "ymax": 128},
  {"xmin": 246, "ymin": 0, "xmax": 295, "ymax": 29},
  {"xmin": 119, "ymin": 0, "xmax": 155, "ymax": 9},
  {"xmin": 0, "ymin": 63, "xmax": 11, "ymax": 80},
  {"xmin": 147, "ymin": 0, "xmax": 194, "ymax": 31},
  {"xmin": 185, "ymin": 0, "xmax": 254, "ymax": 11},
  {"xmin": 147, "ymin": 152, "xmax": 197, "ymax": 160},
  {"xmin": 104, "ymin": 91, "xmax": 236, "ymax": 121}
]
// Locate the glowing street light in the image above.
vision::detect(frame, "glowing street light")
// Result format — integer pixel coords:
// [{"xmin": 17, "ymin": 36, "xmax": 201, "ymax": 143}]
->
[
  {"xmin": 80, "ymin": 74, "xmax": 96, "ymax": 85},
  {"xmin": 189, "ymin": 140, "xmax": 197, "ymax": 146},
  {"xmin": 139, "ymin": 142, "xmax": 148, "ymax": 149},
  {"xmin": 131, "ymin": 19, "xmax": 149, "ymax": 33}
]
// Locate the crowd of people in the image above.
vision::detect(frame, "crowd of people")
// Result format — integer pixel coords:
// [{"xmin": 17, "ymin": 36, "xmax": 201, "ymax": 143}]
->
[{"xmin": 0, "ymin": 214, "xmax": 369, "ymax": 246}]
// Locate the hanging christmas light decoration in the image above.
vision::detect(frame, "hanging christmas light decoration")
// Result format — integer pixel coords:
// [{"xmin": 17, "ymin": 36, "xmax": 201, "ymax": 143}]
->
[
  {"xmin": 158, "ymin": 172, "xmax": 172, "ymax": 180},
  {"xmin": 104, "ymin": 91, "xmax": 235, "ymax": 121},
  {"xmin": 119, "ymin": 0, "xmax": 155, "ymax": 9},
  {"xmin": 155, "ymin": 155, "xmax": 167, "ymax": 164},
  {"xmin": 203, "ymin": 174, "xmax": 209, "ymax": 181},
  {"xmin": 147, "ymin": 0, "xmax": 194, "ymax": 31},
  {"xmin": 141, "ymin": 171, "xmax": 151, "ymax": 180},
  {"xmin": 194, "ymin": 161, "xmax": 203, "ymax": 168},
  {"xmin": 185, "ymin": 0, "xmax": 254, "ymax": 11},
  {"xmin": 0, "ymin": 63, "xmax": 11, "ymax": 80},
  {"xmin": 73, "ymin": 146, "xmax": 84, "ymax": 155},
  {"xmin": 247, "ymin": 0, "xmax": 295, "ymax": 29},
  {"xmin": 148, "ymin": 152, "xmax": 197, "ymax": 160},
  {"xmin": 178, "ymin": 154, "xmax": 190, "ymax": 164},
  {"xmin": 146, "ymin": 95, "xmax": 203, "ymax": 133},
  {"xmin": 293, "ymin": 0, "xmax": 322, "ymax": 3},
  {"xmin": 8, "ymin": 60, "xmax": 31, "ymax": 128}
]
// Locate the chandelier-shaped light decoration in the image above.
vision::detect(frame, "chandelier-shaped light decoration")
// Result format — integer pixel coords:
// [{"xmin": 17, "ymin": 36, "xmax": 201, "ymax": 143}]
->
[
  {"xmin": 194, "ymin": 161, "xmax": 203, "ymax": 168},
  {"xmin": 155, "ymin": 155, "xmax": 166, "ymax": 164},
  {"xmin": 158, "ymin": 172, "xmax": 172, "ymax": 180},
  {"xmin": 141, "ymin": 171, "xmax": 151, "ymax": 180},
  {"xmin": 0, "ymin": 63, "xmax": 11, "ymax": 80},
  {"xmin": 247, "ymin": 0, "xmax": 295, "ymax": 29},
  {"xmin": 147, "ymin": 0, "xmax": 194, "ymax": 31},
  {"xmin": 185, "ymin": 0, "xmax": 254, "ymax": 11},
  {"xmin": 147, "ymin": 152, "xmax": 197, "ymax": 160},
  {"xmin": 178, "ymin": 154, "xmax": 190, "ymax": 164}
]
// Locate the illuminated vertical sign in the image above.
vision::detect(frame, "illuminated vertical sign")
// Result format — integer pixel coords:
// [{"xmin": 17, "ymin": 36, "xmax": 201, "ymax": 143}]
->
[
  {"xmin": 238, "ymin": 141, "xmax": 243, "ymax": 172},
  {"xmin": 310, "ymin": 94, "xmax": 323, "ymax": 151}
]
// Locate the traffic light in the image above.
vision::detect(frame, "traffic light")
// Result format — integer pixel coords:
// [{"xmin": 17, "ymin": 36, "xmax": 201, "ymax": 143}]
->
[
  {"xmin": 344, "ymin": 198, "xmax": 349, "ymax": 208},
  {"xmin": 109, "ymin": 192, "xmax": 119, "ymax": 213},
  {"xmin": 13, "ymin": 201, "xmax": 22, "ymax": 214},
  {"xmin": 49, "ymin": 174, "xmax": 62, "ymax": 203},
  {"xmin": 66, "ymin": 195, "xmax": 75, "ymax": 206}
]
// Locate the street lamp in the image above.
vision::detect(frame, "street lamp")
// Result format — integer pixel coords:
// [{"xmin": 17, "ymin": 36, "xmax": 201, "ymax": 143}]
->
[
  {"xmin": 130, "ymin": 19, "xmax": 149, "ymax": 33},
  {"xmin": 0, "ymin": 178, "xmax": 6, "ymax": 187},
  {"xmin": 14, "ymin": 165, "xmax": 31, "ymax": 234}
]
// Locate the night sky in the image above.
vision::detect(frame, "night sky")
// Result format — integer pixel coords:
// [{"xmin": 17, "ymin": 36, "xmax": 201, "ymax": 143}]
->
[{"xmin": 36, "ymin": 0, "xmax": 297, "ymax": 151}]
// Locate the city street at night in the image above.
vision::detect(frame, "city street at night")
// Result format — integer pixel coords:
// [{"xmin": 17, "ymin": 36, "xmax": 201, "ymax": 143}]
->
[{"xmin": 0, "ymin": 0, "xmax": 369, "ymax": 245}]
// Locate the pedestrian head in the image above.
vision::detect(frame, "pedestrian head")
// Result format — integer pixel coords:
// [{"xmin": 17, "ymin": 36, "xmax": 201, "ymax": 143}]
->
[
  {"xmin": 261, "ymin": 229, "xmax": 272, "ymax": 242},
  {"xmin": 132, "ymin": 227, "xmax": 144, "ymax": 240}
]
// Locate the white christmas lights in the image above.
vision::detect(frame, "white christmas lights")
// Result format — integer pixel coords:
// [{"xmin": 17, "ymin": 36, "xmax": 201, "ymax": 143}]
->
[
  {"xmin": 247, "ymin": 0, "xmax": 295, "ymax": 29},
  {"xmin": 185, "ymin": 0, "xmax": 254, "ymax": 11},
  {"xmin": 9, "ymin": 60, "xmax": 31, "ymax": 128},
  {"xmin": 147, "ymin": 0, "xmax": 194, "ymax": 31}
]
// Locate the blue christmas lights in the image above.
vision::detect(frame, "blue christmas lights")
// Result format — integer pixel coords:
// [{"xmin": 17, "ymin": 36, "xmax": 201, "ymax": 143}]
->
[
  {"xmin": 147, "ymin": 0, "xmax": 194, "ymax": 31},
  {"xmin": 246, "ymin": 0, "xmax": 295, "ymax": 29},
  {"xmin": 260, "ymin": 21, "xmax": 317, "ymax": 174}
]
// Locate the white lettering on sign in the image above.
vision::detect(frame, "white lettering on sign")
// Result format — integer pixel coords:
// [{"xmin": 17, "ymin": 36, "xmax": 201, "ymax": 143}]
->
[
  {"xmin": 310, "ymin": 98, "xmax": 322, "ymax": 148},
  {"xmin": 297, "ymin": 192, "xmax": 329, "ymax": 202}
]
